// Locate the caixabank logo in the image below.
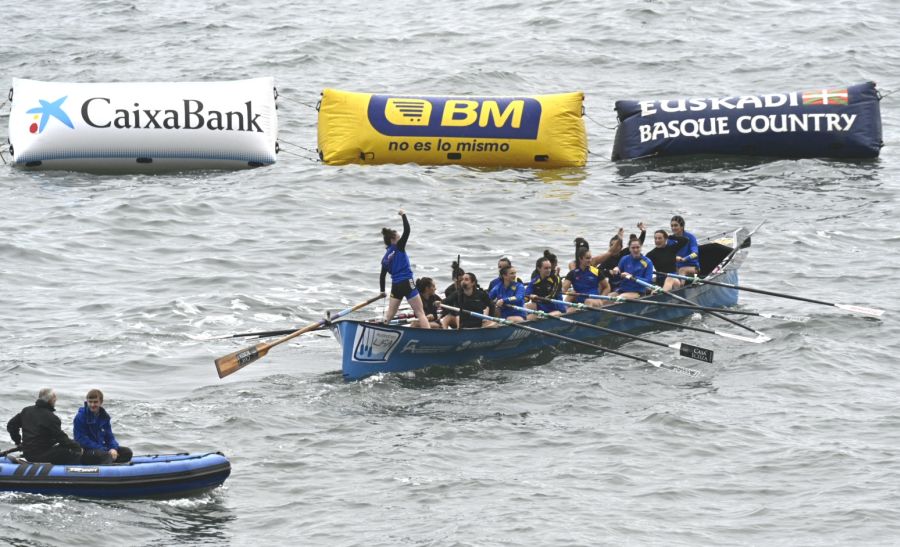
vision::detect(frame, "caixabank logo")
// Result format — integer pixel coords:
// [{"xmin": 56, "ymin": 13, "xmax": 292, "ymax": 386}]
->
[
  {"xmin": 22, "ymin": 94, "xmax": 265, "ymax": 133},
  {"xmin": 367, "ymin": 95, "xmax": 542, "ymax": 139},
  {"xmin": 26, "ymin": 96, "xmax": 75, "ymax": 133}
]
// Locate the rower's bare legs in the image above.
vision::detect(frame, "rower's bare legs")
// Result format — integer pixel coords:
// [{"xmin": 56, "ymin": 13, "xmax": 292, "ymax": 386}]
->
[
  {"xmin": 384, "ymin": 296, "xmax": 403, "ymax": 322},
  {"xmin": 441, "ymin": 314, "xmax": 457, "ymax": 329},
  {"xmin": 663, "ymin": 276, "xmax": 683, "ymax": 291},
  {"xmin": 406, "ymin": 294, "xmax": 431, "ymax": 329}
]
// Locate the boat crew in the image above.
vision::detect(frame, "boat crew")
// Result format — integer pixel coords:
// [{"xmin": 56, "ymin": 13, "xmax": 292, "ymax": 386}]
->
[
  {"xmin": 379, "ymin": 209, "xmax": 431, "ymax": 329},
  {"xmin": 413, "ymin": 277, "xmax": 443, "ymax": 328},
  {"xmin": 561, "ymin": 246, "xmax": 609, "ymax": 311},
  {"xmin": 443, "ymin": 260, "xmax": 465, "ymax": 300},
  {"xmin": 569, "ymin": 230, "xmax": 624, "ymax": 272},
  {"xmin": 668, "ymin": 215, "xmax": 701, "ymax": 289},
  {"xmin": 440, "ymin": 272, "xmax": 493, "ymax": 329},
  {"xmin": 567, "ymin": 237, "xmax": 590, "ymax": 271},
  {"xmin": 646, "ymin": 229, "xmax": 689, "ymax": 291},
  {"xmin": 488, "ymin": 257, "xmax": 523, "ymax": 295},
  {"xmin": 599, "ymin": 222, "xmax": 646, "ymax": 292},
  {"xmin": 489, "ymin": 265, "xmax": 527, "ymax": 322},
  {"xmin": 610, "ymin": 238, "xmax": 656, "ymax": 299},
  {"xmin": 525, "ymin": 256, "xmax": 564, "ymax": 319},
  {"xmin": 6, "ymin": 388, "xmax": 83, "ymax": 464}
]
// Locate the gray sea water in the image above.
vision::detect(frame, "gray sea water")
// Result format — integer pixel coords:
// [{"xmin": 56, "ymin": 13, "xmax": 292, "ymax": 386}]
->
[{"xmin": 2, "ymin": 1, "xmax": 899, "ymax": 545}]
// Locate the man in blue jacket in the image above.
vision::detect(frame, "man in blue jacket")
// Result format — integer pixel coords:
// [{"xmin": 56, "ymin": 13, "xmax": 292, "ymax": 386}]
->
[{"xmin": 73, "ymin": 389, "xmax": 132, "ymax": 464}]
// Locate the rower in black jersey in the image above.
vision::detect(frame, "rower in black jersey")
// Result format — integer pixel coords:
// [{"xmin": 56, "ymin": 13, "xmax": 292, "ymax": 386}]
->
[
  {"xmin": 646, "ymin": 229, "xmax": 689, "ymax": 289},
  {"xmin": 440, "ymin": 272, "xmax": 494, "ymax": 329},
  {"xmin": 525, "ymin": 256, "xmax": 565, "ymax": 318}
]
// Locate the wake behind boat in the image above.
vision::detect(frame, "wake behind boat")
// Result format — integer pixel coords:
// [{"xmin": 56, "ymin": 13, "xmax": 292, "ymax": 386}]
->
[{"xmin": 331, "ymin": 227, "xmax": 752, "ymax": 381}]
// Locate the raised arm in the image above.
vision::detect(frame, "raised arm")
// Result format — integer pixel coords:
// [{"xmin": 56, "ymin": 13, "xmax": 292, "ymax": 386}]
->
[
  {"xmin": 397, "ymin": 210, "xmax": 410, "ymax": 251},
  {"xmin": 591, "ymin": 232, "xmax": 623, "ymax": 267}
]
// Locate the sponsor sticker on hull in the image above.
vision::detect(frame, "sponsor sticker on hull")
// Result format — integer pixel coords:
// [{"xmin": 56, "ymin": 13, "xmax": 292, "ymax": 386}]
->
[{"xmin": 352, "ymin": 325, "xmax": 402, "ymax": 363}]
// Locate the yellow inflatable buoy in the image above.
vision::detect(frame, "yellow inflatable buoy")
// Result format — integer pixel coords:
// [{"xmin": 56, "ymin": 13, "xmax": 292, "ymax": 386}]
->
[{"xmin": 317, "ymin": 89, "xmax": 587, "ymax": 168}]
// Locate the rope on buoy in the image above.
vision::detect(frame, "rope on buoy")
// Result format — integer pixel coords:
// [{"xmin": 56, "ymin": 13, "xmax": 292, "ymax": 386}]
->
[
  {"xmin": 584, "ymin": 111, "xmax": 618, "ymax": 131},
  {"xmin": 279, "ymin": 95, "xmax": 319, "ymax": 110}
]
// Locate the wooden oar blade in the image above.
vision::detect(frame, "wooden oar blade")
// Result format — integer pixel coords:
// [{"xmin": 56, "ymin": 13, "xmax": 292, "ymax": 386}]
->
[
  {"xmin": 677, "ymin": 343, "xmax": 714, "ymax": 363},
  {"xmin": 215, "ymin": 343, "xmax": 270, "ymax": 379},
  {"xmin": 835, "ymin": 304, "xmax": 885, "ymax": 317}
]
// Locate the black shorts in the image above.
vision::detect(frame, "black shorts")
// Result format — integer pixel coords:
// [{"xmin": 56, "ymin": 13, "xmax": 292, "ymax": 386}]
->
[{"xmin": 390, "ymin": 279, "xmax": 419, "ymax": 300}]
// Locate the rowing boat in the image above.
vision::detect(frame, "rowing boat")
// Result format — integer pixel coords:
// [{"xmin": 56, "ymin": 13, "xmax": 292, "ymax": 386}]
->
[{"xmin": 331, "ymin": 227, "xmax": 752, "ymax": 381}]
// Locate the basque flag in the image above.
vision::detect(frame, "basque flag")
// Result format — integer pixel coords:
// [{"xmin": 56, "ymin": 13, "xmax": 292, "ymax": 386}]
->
[{"xmin": 802, "ymin": 88, "xmax": 849, "ymax": 106}]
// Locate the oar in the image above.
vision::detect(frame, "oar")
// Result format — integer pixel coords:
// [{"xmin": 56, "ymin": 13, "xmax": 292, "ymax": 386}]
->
[
  {"xmin": 506, "ymin": 304, "xmax": 714, "ymax": 363},
  {"xmin": 627, "ymin": 276, "xmax": 766, "ymax": 337},
  {"xmin": 1, "ymin": 446, "xmax": 21, "ymax": 457},
  {"xmin": 440, "ymin": 304, "xmax": 700, "ymax": 378},
  {"xmin": 534, "ymin": 296, "xmax": 768, "ymax": 344},
  {"xmin": 568, "ymin": 291, "xmax": 809, "ymax": 322},
  {"xmin": 663, "ymin": 272, "xmax": 885, "ymax": 318},
  {"xmin": 204, "ymin": 313, "xmax": 414, "ymax": 340},
  {"xmin": 214, "ymin": 294, "xmax": 383, "ymax": 378},
  {"xmin": 710, "ymin": 220, "xmax": 766, "ymax": 276}
]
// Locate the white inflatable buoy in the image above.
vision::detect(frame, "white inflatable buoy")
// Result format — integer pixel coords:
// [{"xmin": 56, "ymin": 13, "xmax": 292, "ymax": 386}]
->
[{"xmin": 7, "ymin": 77, "xmax": 278, "ymax": 172}]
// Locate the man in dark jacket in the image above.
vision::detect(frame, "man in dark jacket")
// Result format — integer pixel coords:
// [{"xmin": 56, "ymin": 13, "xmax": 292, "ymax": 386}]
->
[
  {"xmin": 6, "ymin": 388, "xmax": 83, "ymax": 464},
  {"xmin": 73, "ymin": 388, "xmax": 132, "ymax": 464}
]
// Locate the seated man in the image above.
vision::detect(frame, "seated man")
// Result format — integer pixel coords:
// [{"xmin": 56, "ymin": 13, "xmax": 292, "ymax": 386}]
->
[
  {"xmin": 6, "ymin": 388, "xmax": 83, "ymax": 464},
  {"xmin": 74, "ymin": 389, "xmax": 133, "ymax": 465}
]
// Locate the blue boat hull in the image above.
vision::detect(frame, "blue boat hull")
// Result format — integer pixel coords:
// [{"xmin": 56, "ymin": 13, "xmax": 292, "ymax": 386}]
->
[
  {"xmin": 0, "ymin": 452, "xmax": 231, "ymax": 499},
  {"xmin": 334, "ymin": 229, "xmax": 748, "ymax": 381}
]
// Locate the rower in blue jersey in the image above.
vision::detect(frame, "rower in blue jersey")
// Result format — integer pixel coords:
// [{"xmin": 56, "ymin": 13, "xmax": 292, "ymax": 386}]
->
[
  {"xmin": 488, "ymin": 256, "xmax": 524, "ymax": 296},
  {"xmin": 379, "ymin": 209, "xmax": 431, "ymax": 328},
  {"xmin": 489, "ymin": 265, "xmax": 527, "ymax": 322},
  {"xmin": 610, "ymin": 238, "xmax": 656, "ymax": 299},
  {"xmin": 561, "ymin": 246, "xmax": 609, "ymax": 312},
  {"xmin": 525, "ymin": 256, "xmax": 565, "ymax": 318},
  {"xmin": 667, "ymin": 215, "xmax": 701, "ymax": 290}
]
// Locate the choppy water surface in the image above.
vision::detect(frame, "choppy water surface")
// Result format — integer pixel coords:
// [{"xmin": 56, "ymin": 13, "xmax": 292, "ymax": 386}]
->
[{"xmin": 2, "ymin": 1, "xmax": 899, "ymax": 545}]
